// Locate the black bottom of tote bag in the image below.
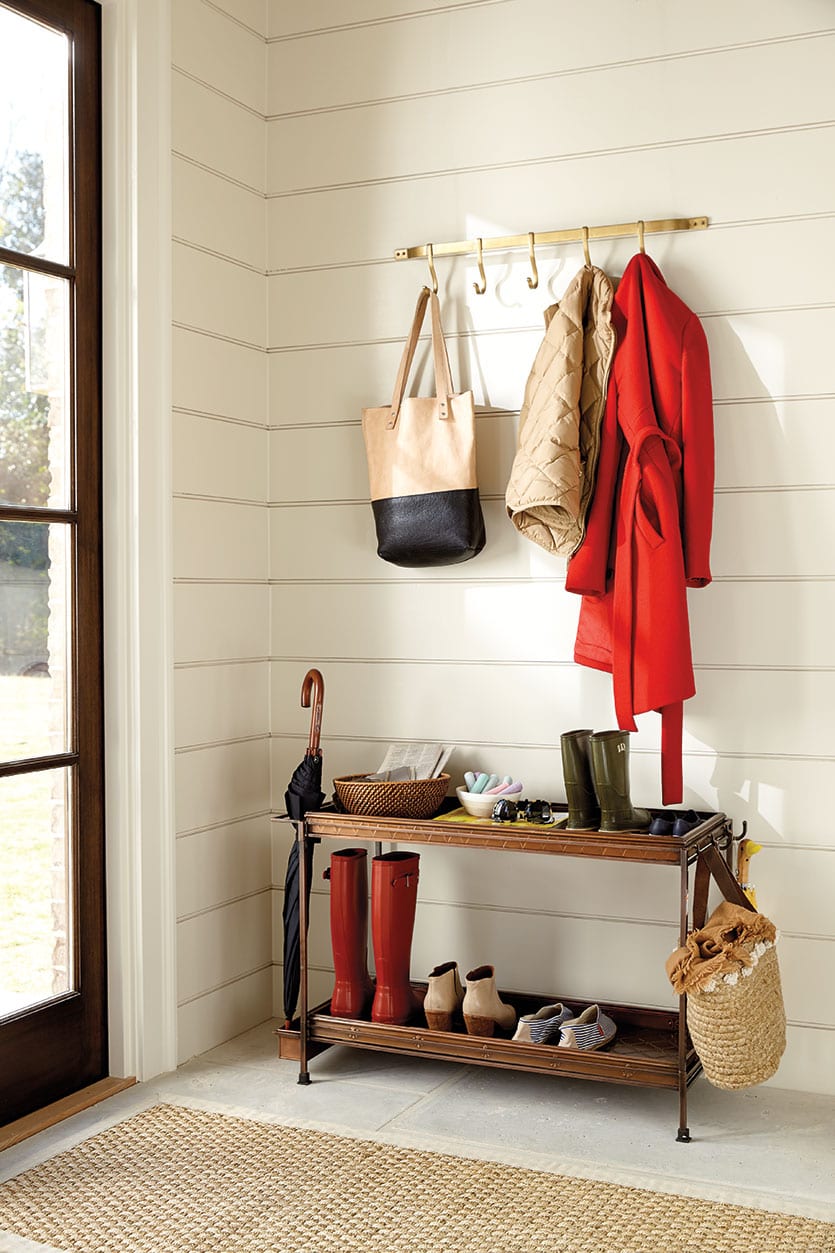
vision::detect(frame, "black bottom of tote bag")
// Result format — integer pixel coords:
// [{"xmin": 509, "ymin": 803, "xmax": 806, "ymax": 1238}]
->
[{"xmin": 372, "ymin": 488, "xmax": 486, "ymax": 567}]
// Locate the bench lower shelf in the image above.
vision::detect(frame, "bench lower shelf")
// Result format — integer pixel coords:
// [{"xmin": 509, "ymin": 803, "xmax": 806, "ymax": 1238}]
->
[{"xmin": 276, "ymin": 985, "xmax": 702, "ymax": 1092}]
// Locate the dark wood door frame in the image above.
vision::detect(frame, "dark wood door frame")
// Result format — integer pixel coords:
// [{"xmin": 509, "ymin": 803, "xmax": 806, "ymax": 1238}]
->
[{"xmin": 0, "ymin": 0, "xmax": 105, "ymax": 1125}]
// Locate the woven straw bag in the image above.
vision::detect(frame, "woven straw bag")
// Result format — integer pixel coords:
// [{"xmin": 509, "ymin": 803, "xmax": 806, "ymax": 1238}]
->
[
  {"xmin": 685, "ymin": 941, "xmax": 786, "ymax": 1090},
  {"xmin": 667, "ymin": 844, "xmax": 786, "ymax": 1091}
]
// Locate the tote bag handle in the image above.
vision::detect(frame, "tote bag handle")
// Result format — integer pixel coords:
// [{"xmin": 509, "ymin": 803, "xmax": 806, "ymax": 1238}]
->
[
  {"xmin": 387, "ymin": 287, "xmax": 455, "ymax": 429},
  {"xmin": 692, "ymin": 842, "xmax": 756, "ymax": 930}
]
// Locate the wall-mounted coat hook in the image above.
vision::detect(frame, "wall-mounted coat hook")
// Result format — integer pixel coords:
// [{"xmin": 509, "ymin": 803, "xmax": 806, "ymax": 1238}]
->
[
  {"xmin": 426, "ymin": 242, "xmax": 439, "ymax": 294},
  {"xmin": 637, "ymin": 219, "xmax": 646, "ymax": 254},
  {"xmin": 473, "ymin": 237, "xmax": 487, "ymax": 295},
  {"xmin": 526, "ymin": 232, "xmax": 539, "ymax": 289},
  {"xmin": 582, "ymin": 226, "xmax": 591, "ymax": 267},
  {"xmin": 395, "ymin": 217, "xmax": 708, "ymax": 269}
]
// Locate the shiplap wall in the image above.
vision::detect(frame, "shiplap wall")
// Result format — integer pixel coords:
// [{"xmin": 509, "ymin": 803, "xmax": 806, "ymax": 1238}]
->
[
  {"xmin": 171, "ymin": 0, "xmax": 272, "ymax": 1061},
  {"xmin": 267, "ymin": 0, "xmax": 835, "ymax": 1092}
]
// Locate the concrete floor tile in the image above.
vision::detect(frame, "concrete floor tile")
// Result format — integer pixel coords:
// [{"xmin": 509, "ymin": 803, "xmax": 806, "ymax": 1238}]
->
[
  {"xmin": 199, "ymin": 1018, "xmax": 288, "ymax": 1072},
  {"xmin": 201, "ymin": 1017, "xmax": 466, "ymax": 1093}
]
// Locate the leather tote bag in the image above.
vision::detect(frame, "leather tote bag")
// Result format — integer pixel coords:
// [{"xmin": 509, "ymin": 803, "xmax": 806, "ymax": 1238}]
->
[{"xmin": 362, "ymin": 286, "xmax": 486, "ymax": 567}]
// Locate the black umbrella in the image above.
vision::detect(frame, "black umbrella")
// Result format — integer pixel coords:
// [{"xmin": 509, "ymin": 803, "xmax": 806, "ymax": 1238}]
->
[{"xmin": 282, "ymin": 669, "xmax": 325, "ymax": 1028}]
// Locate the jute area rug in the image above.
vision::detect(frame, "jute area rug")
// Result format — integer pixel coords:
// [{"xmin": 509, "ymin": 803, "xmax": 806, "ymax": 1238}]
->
[{"xmin": 0, "ymin": 1104, "xmax": 833, "ymax": 1253}]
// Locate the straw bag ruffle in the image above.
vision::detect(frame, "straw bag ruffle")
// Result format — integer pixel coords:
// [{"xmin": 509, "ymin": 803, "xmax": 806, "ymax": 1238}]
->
[{"xmin": 666, "ymin": 845, "xmax": 786, "ymax": 1091}]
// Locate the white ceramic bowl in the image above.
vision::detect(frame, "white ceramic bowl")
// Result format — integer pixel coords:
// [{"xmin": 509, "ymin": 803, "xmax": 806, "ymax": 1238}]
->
[{"xmin": 456, "ymin": 786, "xmax": 502, "ymax": 819}]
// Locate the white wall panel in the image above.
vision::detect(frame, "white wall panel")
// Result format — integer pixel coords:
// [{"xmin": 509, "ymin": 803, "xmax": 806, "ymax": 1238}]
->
[
  {"xmin": 175, "ymin": 498, "xmax": 268, "ymax": 580},
  {"xmin": 268, "ymin": 0, "xmax": 474, "ymax": 40},
  {"xmin": 270, "ymin": 580, "xmax": 835, "ymax": 671},
  {"xmin": 178, "ymin": 967, "xmax": 273, "ymax": 1064},
  {"xmin": 174, "ymin": 157, "xmax": 265, "ymax": 270},
  {"xmin": 269, "ymin": 500, "xmax": 574, "ymax": 582},
  {"xmin": 268, "ymin": 125, "xmax": 835, "ymax": 270},
  {"xmin": 777, "ymin": 1026, "xmax": 835, "ymax": 1097},
  {"xmin": 268, "ymin": 307, "xmax": 835, "ymax": 426},
  {"xmin": 214, "ymin": 0, "xmax": 267, "ymax": 38},
  {"xmin": 174, "ymin": 412, "xmax": 268, "ymax": 502},
  {"xmin": 750, "ymin": 849, "xmax": 835, "ymax": 939},
  {"xmin": 171, "ymin": 0, "xmax": 270, "ymax": 1062},
  {"xmin": 269, "ymin": 334, "xmax": 538, "ymax": 423},
  {"xmin": 266, "ymin": 36, "xmax": 835, "ymax": 194},
  {"xmin": 268, "ymin": 0, "xmax": 833, "ymax": 115},
  {"xmin": 706, "ymin": 311, "xmax": 834, "ymax": 405},
  {"xmin": 269, "ymin": 493, "xmax": 835, "ymax": 583},
  {"xmin": 177, "ymin": 817, "xmax": 272, "ymax": 918},
  {"xmin": 269, "ymin": 399, "xmax": 833, "ymax": 509},
  {"xmin": 173, "ymin": 71, "xmax": 265, "ymax": 191},
  {"xmin": 269, "ymin": 218, "xmax": 835, "ymax": 348},
  {"xmin": 178, "ymin": 894, "xmax": 273, "ymax": 1003},
  {"xmin": 174, "ymin": 0, "xmax": 266, "ymax": 114},
  {"xmin": 175, "ymin": 582, "xmax": 270, "ymax": 664},
  {"xmin": 174, "ymin": 327, "xmax": 267, "ymax": 424},
  {"xmin": 270, "ymin": 660, "xmax": 835, "ymax": 762},
  {"xmin": 272, "ymin": 580, "xmax": 581, "ymax": 662},
  {"xmin": 175, "ymin": 739, "xmax": 271, "ymax": 834},
  {"xmin": 714, "ymin": 401, "xmax": 835, "ymax": 489},
  {"xmin": 405, "ymin": 846, "xmax": 677, "ymax": 924},
  {"xmin": 712, "ymin": 490, "xmax": 835, "ymax": 579},
  {"xmin": 774, "ymin": 938, "xmax": 835, "ymax": 1027},
  {"xmin": 416, "ymin": 844, "xmax": 835, "ymax": 942},
  {"xmin": 174, "ymin": 243, "xmax": 265, "ymax": 347},
  {"xmin": 174, "ymin": 661, "xmax": 270, "ymax": 748},
  {"xmin": 689, "ymin": 581, "xmax": 835, "ymax": 669},
  {"xmin": 270, "ymin": 412, "xmax": 514, "ymax": 502}
]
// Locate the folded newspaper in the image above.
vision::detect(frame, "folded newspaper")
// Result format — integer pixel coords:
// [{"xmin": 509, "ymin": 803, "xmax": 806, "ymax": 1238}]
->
[{"xmin": 364, "ymin": 742, "xmax": 454, "ymax": 782}]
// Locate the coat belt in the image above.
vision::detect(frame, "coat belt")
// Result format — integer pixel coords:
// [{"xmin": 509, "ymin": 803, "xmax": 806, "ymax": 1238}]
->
[{"xmin": 611, "ymin": 424, "xmax": 687, "ymax": 805}]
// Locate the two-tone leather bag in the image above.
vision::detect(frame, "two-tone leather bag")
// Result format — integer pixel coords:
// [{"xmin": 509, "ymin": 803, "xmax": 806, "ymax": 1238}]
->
[{"xmin": 362, "ymin": 286, "xmax": 486, "ymax": 567}]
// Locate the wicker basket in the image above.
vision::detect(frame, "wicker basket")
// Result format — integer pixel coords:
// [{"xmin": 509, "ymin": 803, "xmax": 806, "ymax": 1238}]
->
[
  {"xmin": 333, "ymin": 773, "xmax": 450, "ymax": 819},
  {"xmin": 686, "ymin": 943, "xmax": 786, "ymax": 1090}
]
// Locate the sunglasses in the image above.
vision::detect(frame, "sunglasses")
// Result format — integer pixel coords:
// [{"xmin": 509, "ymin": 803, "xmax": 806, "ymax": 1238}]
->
[{"xmin": 492, "ymin": 798, "xmax": 553, "ymax": 825}]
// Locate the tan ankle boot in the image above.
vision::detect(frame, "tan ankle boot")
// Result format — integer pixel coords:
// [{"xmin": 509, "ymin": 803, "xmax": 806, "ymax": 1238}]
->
[
  {"xmin": 423, "ymin": 961, "xmax": 464, "ymax": 1031},
  {"xmin": 462, "ymin": 965, "xmax": 516, "ymax": 1037}
]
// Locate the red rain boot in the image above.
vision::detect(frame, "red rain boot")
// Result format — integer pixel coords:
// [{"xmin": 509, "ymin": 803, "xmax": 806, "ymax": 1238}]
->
[
  {"xmin": 324, "ymin": 848, "xmax": 373, "ymax": 1019},
  {"xmin": 371, "ymin": 851, "xmax": 421, "ymax": 1025}
]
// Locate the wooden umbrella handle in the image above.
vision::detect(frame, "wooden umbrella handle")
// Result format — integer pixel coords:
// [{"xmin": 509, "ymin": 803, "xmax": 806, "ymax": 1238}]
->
[{"xmin": 301, "ymin": 669, "xmax": 324, "ymax": 754}]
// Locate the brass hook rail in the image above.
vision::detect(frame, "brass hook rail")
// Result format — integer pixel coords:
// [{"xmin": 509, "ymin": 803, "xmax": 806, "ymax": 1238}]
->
[{"xmin": 394, "ymin": 216, "xmax": 708, "ymax": 263}]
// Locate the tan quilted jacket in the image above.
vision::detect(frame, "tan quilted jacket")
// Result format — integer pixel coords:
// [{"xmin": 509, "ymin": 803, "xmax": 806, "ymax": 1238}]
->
[{"xmin": 506, "ymin": 265, "xmax": 616, "ymax": 556}]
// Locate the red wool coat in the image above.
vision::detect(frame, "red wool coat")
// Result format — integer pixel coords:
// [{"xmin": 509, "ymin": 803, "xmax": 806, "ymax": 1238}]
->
[{"xmin": 565, "ymin": 254, "xmax": 714, "ymax": 804}]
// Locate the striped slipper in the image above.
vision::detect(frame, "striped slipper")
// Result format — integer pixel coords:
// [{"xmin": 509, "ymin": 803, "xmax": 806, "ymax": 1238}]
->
[
  {"xmin": 512, "ymin": 1002, "xmax": 575, "ymax": 1044},
  {"xmin": 557, "ymin": 1004, "xmax": 617, "ymax": 1051}
]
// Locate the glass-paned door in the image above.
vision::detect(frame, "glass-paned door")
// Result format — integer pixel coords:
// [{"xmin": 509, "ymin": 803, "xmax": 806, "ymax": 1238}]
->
[{"xmin": 0, "ymin": 0, "xmax": 104, "ymax": 1125}]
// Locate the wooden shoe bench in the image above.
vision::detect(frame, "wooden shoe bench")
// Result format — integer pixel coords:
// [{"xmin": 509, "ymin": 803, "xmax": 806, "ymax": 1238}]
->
[{"xmin": 276, "ymin": 805, "xmax": 738, "ymax": 1141}]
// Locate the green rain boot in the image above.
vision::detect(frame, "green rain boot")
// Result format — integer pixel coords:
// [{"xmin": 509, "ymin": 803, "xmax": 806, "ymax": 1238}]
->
[
  {"xmin": 560, "ymin": 729, "xmax": 601, "ymax": 830},
  {"xmin": 589, "ymin": 731, "xmax": 652, "ymax": 832}
]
